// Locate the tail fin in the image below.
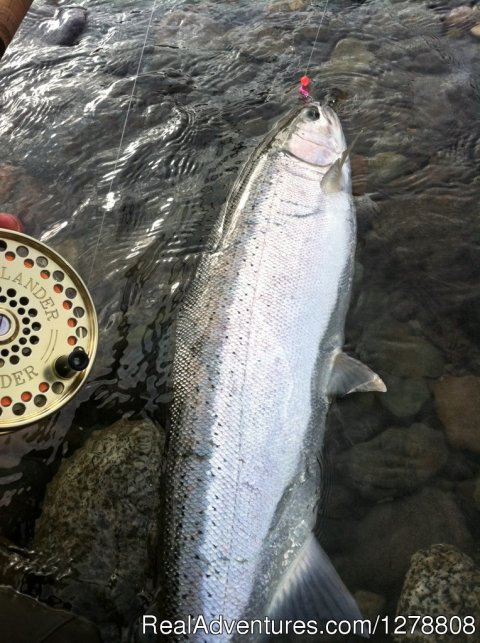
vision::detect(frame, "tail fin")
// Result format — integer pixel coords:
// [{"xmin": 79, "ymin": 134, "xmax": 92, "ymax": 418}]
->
[{"xmin": 268, "ymin": 534, "xmax": 368, "ymax": 637}]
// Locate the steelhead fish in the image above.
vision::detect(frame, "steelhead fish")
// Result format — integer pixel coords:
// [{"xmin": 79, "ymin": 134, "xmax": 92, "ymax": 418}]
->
[{"xmin": 162, "ymin": 103, "xmax": 385, "ymax": 641}]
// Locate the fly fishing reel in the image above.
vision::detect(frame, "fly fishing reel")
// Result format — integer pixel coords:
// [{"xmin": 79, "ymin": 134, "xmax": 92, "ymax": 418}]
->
[{"xmin": 0, "ymin": 230, "xmax": 98, "ymax": 431}]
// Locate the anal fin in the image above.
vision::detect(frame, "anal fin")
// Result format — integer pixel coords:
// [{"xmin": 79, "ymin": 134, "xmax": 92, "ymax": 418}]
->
[{"xmin": 328, "ymin": 352, "xmax": 386, "ymax": 397}]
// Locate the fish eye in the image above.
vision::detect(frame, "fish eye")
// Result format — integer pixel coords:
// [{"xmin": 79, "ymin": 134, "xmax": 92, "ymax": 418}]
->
[{"xmin": 304, "ymin": 107, "xmax": 320, "ymax": 121}]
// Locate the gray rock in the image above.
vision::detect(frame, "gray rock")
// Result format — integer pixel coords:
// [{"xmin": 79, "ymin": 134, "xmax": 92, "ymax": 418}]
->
[
  {"xmin": 396, "ymin": 544, "xmax": 480, "ymax": 643},
  {"xmin": 31, "ymin": 418, "xmax": 164, "ymax": 643},
  {"xmin": 331, "ymin": 487, "xmax": 473, "ymax": 596},
  {"xmin": 336, "ymin": 424, "xmax": 448, "ymax": 501},
  {"xmin": 435, "ymin": 375, "xmax": 480, "ymax": 454}
]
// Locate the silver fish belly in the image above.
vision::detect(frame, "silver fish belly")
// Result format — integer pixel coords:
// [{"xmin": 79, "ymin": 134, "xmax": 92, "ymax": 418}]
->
[{"xmin": 163, "ymin": 104, "xmax": 384, "ymax": 641}]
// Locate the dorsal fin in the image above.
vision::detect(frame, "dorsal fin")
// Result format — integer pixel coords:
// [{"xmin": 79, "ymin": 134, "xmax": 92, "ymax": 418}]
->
[{"xmin": 328, "ymin": 352, "xmax": 386, "ymax": 397}]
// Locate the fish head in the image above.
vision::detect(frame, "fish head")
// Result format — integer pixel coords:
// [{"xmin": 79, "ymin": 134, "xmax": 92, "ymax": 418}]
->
[{"xmin": 282, "ymin": 103, "xmax": 349, "ymax": 173}]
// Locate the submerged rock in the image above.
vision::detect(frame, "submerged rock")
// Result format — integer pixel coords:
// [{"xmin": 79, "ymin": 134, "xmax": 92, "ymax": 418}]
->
[
  {"xmin": 357, "ymin": 321, "xmax": 443, "ymax": 417},
  {"xmin": 351, "ymin": 155, "xmax": 368, "ymax": 196},
  {"xmin": 368, "ymin": 151, "xmax": 410, "ymax": 184},
  {"xmin": 29, "ymin": 418, "xmax": 164, "ymax": 643},
  {"xmin": 41, "ymin": 7, "xmax": 88, "ymax": 47},
  {"xmin": 0, "ymin": 164, "xmax": 18, "ymax": 202},
  {"xmin": 354, "ymin": 193, "xmax": 380, "ymax": 235},
  {"xmin": 445, "ymin": 6, "xmax": 480, "ymax": 30},
  {"xmin": 336, "ymin": 424, "xmax": 448, "ymax": 501},
  {"xmin": 470, "ymin": 24, "xmax": 480, "ymax": 38},
  {"xmin": 326, "ymin": 390, "xmax": 385, "ymax": 446},
  {"xmin": 396, "ymin": 544, "xmax": 480, "ymax": 643},
  {"xmin": 380, "ymin": 374, "xmax": 431, "ymax": 419},
  {"xmin": 411, "ymin": 72, "xmax": 476, "ymax": 131},
  {"xmin": 0, "ymin": 585, "xmax": 102, "ymax": 643},
  {"xmin": 465, "ymin": 477, "xmax": 480, "ymax": 511},
  {"xmin": 331, "ymin": 487, "xmax": 473, "ymax": 596},
  {"xmin": 434, "ymin": 375, "xmax": 480, "ymax": 454},
  {"xmin": 359, "ymin": 322, "xmax": 444, "ymax": 379},
  {"xmin": 354, "ymin": 589, "xmax": 386, "ymax": 622},
  {"xmin": 154, "ymin": 8, "xmax": 228, "ymax": 49},
  {"xmin": 268, "ymin": 0, "xmax": 311, "ymax": 10},
  {"xmin": 321, "ymin": 484, "xmax": 366, "ymax": 521},
  {"xmin": 330, "ymin": 38, "xmax": 376, "ymax": 65}
]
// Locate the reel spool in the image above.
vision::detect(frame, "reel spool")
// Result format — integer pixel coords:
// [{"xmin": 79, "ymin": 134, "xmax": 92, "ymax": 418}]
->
[{"xmin": 0, "ymin": 230, "xmax": 98, "ymax": 431}]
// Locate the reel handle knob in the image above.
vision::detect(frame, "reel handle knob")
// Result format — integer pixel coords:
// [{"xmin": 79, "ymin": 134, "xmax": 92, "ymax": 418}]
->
[{"xmin": 54, "ymin": 347, "xmax": 90, "ymax": 379}]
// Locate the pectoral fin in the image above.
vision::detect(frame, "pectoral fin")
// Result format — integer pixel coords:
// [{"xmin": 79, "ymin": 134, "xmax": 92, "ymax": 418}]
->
[
  {"xmin": 321, "ymin": 158, "xmax": 344, "ymax": 193},
  {"xmin": 321, "ymin": 130, "xmax": 361, "ymax": 194},
  {"xmin": 328, "ymin": 352, "xmax": 386, "ymax": 397},
  {"xmin": 268, "ymin": 534, "xmax": 366, "ymax": 634}
]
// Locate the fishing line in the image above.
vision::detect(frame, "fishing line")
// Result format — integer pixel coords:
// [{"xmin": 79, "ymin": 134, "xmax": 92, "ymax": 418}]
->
[
  {"xmin": 265, "ymin": 0, "xmax": 330, "ymax": 103},
  {"xmin": 87, "ymin": 0, "xmax": 158, "ymax": 286},
  {"xmin": 304, "ymin": 0, "xmax": 330, "ymax": 76},
  {"xmin": 298, "ymin": 0, "xmax": 330, "ymax": 98}
]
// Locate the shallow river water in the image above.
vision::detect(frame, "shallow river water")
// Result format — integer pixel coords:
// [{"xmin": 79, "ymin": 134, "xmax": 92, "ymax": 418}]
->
[{"xmin": 0, "ymin": 0, "xmax": 479, "ymax": 641}]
